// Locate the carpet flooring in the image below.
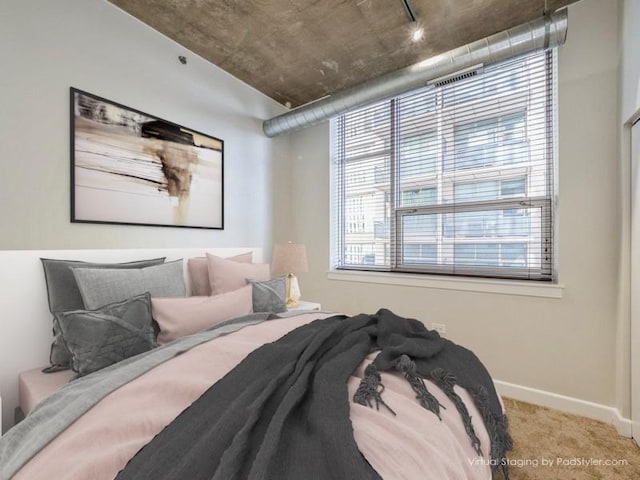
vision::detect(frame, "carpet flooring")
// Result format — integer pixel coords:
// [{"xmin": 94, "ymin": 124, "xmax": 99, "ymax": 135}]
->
[{"xmin": 503, "ymin": 398, "xmax": 640, "ymax": 479}]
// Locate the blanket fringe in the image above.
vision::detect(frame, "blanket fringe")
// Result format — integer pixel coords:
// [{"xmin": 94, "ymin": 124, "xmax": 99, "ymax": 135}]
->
[
  {"xmin": 395, "ymin": 355, "xmax": 444, "ymax": 420},
  {"xmin": 355, "ymin": 360, "xmax": 508, "ymax": 474},
  {"xmin": 353, "ymin": 364, "xmax": 396, "ymax": 416},
  {"xmin": 470, "ymin": 385, "xmax": 513, "ymax": 480},
  {"xmin": 429, "ymin": 368, "xmax": 483, "ymax": 457}
]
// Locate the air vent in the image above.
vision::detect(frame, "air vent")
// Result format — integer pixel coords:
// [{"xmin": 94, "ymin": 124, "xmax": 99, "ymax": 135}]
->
[
  {"xmin": 427, "ymin": 64, "xmax": 484, "ymax": 88},
  {"xmin": 432, "ymin": 70, "xmax": 477, "ymax": 87}
]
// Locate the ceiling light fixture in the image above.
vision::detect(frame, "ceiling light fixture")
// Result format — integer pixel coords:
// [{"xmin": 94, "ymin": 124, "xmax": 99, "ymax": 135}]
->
[{"xmin": 401, "ymin": 0, "xmax": 423, "ymax": 43}]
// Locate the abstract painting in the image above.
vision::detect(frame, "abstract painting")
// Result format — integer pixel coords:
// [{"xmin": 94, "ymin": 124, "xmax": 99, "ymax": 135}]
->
[{"xmin": 71, "ymin": 88, "xmax": 223, "ymax": 229}]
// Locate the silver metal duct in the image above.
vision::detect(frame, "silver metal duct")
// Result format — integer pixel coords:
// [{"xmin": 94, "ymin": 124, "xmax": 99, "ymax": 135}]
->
[{"xmin": 263, "ymin": 9, "xmax": 568, "ymax": 138}]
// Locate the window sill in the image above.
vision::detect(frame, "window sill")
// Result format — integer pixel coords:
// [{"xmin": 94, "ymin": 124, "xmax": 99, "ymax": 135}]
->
[{"xmin": 326, "ymin": 270, "xmax": 564, "ymax": 299}]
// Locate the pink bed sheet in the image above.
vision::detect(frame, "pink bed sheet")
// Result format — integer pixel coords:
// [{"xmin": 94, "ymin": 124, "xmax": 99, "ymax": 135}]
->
[
  {"xmin": 18, "ymin": 367, "xmax": 74, "ymax": 416},
  {"xmin": 14, "ymin": 313, "xmax": 493, "ymax": 480}
]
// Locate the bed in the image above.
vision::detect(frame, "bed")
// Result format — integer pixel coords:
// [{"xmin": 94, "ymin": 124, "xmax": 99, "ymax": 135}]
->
[{"xmin": 0, "ymin": 248, "xmax": 511, "ymax": 480}]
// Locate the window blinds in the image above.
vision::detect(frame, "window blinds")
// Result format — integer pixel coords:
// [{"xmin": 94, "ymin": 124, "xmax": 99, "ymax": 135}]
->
[{"xmin": 331, "ymin": 49, "xmax": 556, "ymax": 280}]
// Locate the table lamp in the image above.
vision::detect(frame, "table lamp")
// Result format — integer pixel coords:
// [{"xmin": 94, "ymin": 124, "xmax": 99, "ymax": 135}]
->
[{"xmin": 272, "ymin": 242, "xmax": 308, "ymax": 308}]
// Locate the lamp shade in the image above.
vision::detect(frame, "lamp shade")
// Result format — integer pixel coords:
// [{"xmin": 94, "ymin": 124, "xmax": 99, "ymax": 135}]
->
[{"xmin": 272, "ymin": 243, "xmax": 308, "ymax": 275}]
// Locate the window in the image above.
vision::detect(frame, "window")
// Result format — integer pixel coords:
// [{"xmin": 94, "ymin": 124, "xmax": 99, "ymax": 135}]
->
[{"xmin": 331, "ymin": 50, "xmax": 556, "ymax": 281}]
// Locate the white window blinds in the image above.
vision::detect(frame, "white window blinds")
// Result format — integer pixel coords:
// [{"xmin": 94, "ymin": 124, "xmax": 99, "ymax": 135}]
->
[{"xmin": 331, "ymin": 49, "xmax": 556, "ymax": 281}]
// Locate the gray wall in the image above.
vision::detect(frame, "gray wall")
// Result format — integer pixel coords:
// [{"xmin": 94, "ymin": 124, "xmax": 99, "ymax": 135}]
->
[
  {"xmin": 288, "ymin": 0, "xmax": 621, "ymax": 408},
  {"xmin": 0, "ymin": 0, "xmax": 291, "ymax": 254}
]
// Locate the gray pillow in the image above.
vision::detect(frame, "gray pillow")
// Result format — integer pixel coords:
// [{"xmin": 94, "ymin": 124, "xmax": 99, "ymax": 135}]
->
[
  {"xmin": 41, "ymin": 257, "xmax": 166, "ymax": 313},
  {"xmin": 55, "ymin": 293, "xmax": 156, "ymax": 378},
  {"xmin": 40, "ymin": 257, "xmax": 165, "ymax": 371},
  {"xmin": 72, "ymin": 259, "xmax": 186, "ymax": 310},
  {"xmin": 247, "ymin": 276, "xmax": 286, "ymax": 313}
]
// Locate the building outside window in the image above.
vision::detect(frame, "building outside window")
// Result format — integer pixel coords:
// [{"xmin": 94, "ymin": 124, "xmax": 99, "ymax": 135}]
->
[{"xmin": 331, "ymin": 49, "xmax": 556, "ymax": 281}]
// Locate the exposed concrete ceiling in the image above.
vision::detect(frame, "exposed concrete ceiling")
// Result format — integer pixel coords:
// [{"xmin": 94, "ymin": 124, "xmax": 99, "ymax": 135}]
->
[{"xmin": 108, "ymin": 0, "xmax": 579, "ymax": 108}]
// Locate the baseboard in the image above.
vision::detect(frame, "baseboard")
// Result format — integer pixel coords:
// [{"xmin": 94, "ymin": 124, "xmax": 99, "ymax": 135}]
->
[{"xmin": 494, "ymin": 380, "xmax": 633, "ymax": 438}]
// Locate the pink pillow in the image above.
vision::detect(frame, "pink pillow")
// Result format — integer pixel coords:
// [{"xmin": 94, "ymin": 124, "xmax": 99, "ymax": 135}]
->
[
  {"xmin": 152, "ymin": 285, "xmax": 253, "ymax": 344},
  {"xmin": 206, "ymin": 253, "xmax": 270, "ymax": 295},
  {"xmin": 188, "ymin": 252, "xmax": 252, "ymax": 296}
]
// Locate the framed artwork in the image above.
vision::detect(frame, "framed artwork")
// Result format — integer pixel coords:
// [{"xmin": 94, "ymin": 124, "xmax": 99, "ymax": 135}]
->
[{"xmin": 70, "ymin": 88, "xmax": 224, "ymax": 229}]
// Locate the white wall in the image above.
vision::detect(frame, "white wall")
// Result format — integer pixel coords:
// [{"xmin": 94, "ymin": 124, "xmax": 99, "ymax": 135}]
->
[
  {"xmin": 0, "ymin": 0, "xmax": 290, "ymax": 254},
  {"xmin": 621, "ymin": 0, "xmax": 640, "ymax": 121},
  {"xmin": 288, "ymin": 0, "xmax": 620, "ymax": 408}
]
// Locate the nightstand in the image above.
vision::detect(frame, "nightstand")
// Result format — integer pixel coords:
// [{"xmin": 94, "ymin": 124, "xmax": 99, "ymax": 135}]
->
[{"xmin": 287, "ymin": 300, "xmax": 321, "ymax": 312}]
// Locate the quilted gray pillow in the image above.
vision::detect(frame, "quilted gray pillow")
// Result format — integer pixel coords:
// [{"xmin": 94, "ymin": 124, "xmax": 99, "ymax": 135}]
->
[
  {"xmin": 40, "ymin": 257, "xmax": 165, "ymax": 371},
  {"xmin": 55, "ymin": 293, "xmax": 156, "ymax": 377},
  {"xmin": 247, "ymin": 276, "xmax": 286, "ymax": 313},
  {"xmin": 72, "ymin": 259, "xmax": 186, "ymax": 310}
]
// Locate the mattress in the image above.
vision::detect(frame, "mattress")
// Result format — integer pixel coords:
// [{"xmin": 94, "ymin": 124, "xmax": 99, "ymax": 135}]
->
[{"xmin": 18, "ymin": 367, "xmax": 74, "ymax": 416}]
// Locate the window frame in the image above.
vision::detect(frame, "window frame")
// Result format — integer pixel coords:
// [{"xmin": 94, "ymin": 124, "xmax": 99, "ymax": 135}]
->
[{"xmin": 331, "ymin": 50, "xmax": 557, "ymax": 282}]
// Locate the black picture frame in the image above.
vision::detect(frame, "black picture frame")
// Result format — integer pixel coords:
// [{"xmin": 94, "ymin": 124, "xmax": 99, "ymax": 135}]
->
[{"xmin": 70, "ymin": 87, "xmax": 224, "ymax": 229}]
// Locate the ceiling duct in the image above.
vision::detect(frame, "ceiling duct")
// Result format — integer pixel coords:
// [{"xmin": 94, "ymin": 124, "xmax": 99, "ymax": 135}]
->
[{"xmin": 263, "ymin": 9, "xmax": 568, "ymax": 138}]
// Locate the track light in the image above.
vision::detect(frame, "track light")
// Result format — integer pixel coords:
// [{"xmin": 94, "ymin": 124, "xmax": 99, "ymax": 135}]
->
[
  {"xmin": 401, "ymin": 0, "xmax": 423, "ymax": 43},
  {"xmin": 401, "ymin": 0, "xmax": 417, "ymax": 22},
  {"xmin": 412, "ymin": 27, "xmax": 424, "ymax": 42}
]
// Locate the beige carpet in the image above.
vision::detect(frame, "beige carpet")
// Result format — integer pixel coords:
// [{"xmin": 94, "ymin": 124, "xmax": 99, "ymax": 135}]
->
[{"xmin": 504, "ymin": 398, "xmax": 640, "ymax": 479}]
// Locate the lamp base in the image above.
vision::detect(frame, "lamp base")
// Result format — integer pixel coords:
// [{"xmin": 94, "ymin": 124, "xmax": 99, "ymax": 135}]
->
[{"xmin": 285, "ymin": 273, "xmax": 301, "ymax": 308}]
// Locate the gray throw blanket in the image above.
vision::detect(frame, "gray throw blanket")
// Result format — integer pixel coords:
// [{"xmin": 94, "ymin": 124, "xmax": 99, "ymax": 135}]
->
[{"xmin": 116, "ymin": 309, "xmax": 512, "ymax": 480}]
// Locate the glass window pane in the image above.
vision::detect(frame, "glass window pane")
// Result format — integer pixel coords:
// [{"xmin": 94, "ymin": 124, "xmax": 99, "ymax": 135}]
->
[
  {"xmin": 444, "ymin": 210, "xmax": 500, "ymax": 238},
  {"xmin": 502, "ymin": 243, "xmax": 527, "ymax": 267},
  {"xmin": 402, "ymin": 214, "xmax": 437, "ymax": 237},
  {"xmin": 400, "ymin": 188, "xmax": 437, "ymax": 207},
  {"xmin": 498, "ymin": 211, "xmax": 530, "ymax": 237},
  {"xmin": 454, "ymin": 180, "xmax": 499, "ymax": 202},
  {"xmin": 397, "ymin": 207, "xmax": 544, "ymax": 271},
  {"xmin": 343, "ymin": 189, "xmax": 390, "ymax": 267},
  {"xmin": 444, "ymin": 209, "xmax": 531, "ymax": 238},
  {"xmin": 403, "ymin": 243, "xmax": 437, "ymax": 264},
  {"xmin": 343, "ymin": 103, "xmax": 390, "ymax": 158},
  {"xmin": 442, "ymin": 58, "xmax": 529, "ymax": 108},
  {"xmin": 448, "ymin": 111, "xmax": 528, "ymax": 171},
  {"xmin": 399, "ymin": 133, "xmax": 438, "ymax": 177},
  {"xmin": 398, "ymin": 88, "xmax": 436, "ymax": 119},
  {"xmin": 454, "ymin": 243, "xmax": 499, "ymax": 266},
  {"xmin": 344, "ymin": 156, "xmax": 388, "ymax": 187},
  {"xmin": 501, "ymin": 178, "xmax": 526, "ymax": 197},
  {"xmin": 344, "ymin": 243, "xmax": 376, "ymax": 265}
]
